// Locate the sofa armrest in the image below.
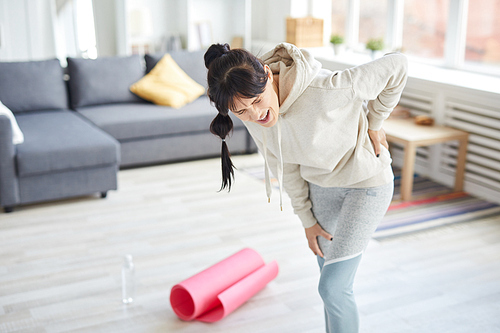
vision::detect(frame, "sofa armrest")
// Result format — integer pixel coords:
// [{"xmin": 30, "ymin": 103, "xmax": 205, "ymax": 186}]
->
[{"xmin": 0, "ymin": 115, "xmax": 20, "ymax": 207}]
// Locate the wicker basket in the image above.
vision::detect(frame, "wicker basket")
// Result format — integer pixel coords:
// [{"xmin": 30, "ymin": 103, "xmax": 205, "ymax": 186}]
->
[{"xmin": 286, "ymin": 17, "xmax": 324, "ymax": 48}]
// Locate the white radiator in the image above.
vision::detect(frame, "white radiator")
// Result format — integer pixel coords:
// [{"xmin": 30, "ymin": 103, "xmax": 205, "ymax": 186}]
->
[{"xmin": 444, "ymin": 98, "xmax": 500, "ymax": 194}]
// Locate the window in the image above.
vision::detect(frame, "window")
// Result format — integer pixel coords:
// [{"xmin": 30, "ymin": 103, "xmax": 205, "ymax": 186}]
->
[
  {"xmin": 331, "ymin": 0, "xmax": 347, "ymax": 38},
  {"xmin": 359, "ymin": 0, "xmax": 387, "ymax": 45},
  {"xmin": 330, "ymin": 0, "xmax": 500, "ymax": 76},
  {"xmin": 465, "ymin": 0, "xmax": 500, "ymax": 69},
  {"xmin": 55, "ymin": 0, "xmax": 97, "ymax": 61},
  {"xmin": 402, "ymin": 0, "xmax": 449, "ymax": 61},
  {"xmin": 74, "ymin": 0, "xmax": 97, "ymax": 59}
]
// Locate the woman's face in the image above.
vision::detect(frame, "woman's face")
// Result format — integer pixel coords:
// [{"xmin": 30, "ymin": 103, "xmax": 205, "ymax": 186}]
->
[{"xmin": 230, "ymin": 66, "xmax": 280, "ymax": 128}]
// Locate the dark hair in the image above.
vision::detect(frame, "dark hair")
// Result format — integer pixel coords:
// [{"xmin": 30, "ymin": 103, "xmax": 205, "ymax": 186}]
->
[{"xmin": 205, "ymin": 43, "xmax": 268, "ymax": 191}]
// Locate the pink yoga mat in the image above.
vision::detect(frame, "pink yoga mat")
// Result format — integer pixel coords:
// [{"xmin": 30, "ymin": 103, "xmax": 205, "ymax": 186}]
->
[{"xmin": 170, "ymin": 248, "xmax": 279, "ymax": 322}]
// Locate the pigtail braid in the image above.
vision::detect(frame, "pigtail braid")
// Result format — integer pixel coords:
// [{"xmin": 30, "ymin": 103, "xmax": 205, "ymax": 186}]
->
[
  {"xmin": 210, "ymin": 113, "xmax": 235, "ymax": 191},
  {"xmin": 205, "ymin": 43, "xmax": 266, "ymax": 192}
]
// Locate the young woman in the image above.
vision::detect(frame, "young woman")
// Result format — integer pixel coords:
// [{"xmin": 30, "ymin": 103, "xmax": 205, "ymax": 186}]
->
[{"xmin": 204, "ymin": 42, "xmax": 408, "ymax": 333}]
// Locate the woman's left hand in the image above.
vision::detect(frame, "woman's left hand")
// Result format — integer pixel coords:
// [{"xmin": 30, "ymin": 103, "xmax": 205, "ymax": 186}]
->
[{"xmin": 368, "ymin": 128, "xmax": 389, "ymax": 157}]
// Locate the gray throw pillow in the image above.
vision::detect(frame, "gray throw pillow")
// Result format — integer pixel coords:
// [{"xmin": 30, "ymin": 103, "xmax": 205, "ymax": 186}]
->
[
  {"xmin": 67, "ymin": 55, "xmax": 146, "ymax": 109},
  {"xmin": 145, "ymin": 50, "xmax": 207, "ymax": 89},
  {"xmin": 0, "ymin": 59, "xmax": 68, "ymax": 113}
]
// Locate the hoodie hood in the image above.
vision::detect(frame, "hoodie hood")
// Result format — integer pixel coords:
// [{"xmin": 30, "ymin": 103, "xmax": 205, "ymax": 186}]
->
[
  {"xmin": 260, "ymin": 43, "xmax": 322, "ymax": 114},
  {"xmin": 256, "ymin": 43, "xmax": 322, "ymax": 210}
]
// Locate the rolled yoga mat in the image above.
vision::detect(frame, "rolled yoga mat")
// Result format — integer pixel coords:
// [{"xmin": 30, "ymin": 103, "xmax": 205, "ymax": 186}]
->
[{"xmin": 170, "ymin": 248, "xmax": 279, "ymax": 322}]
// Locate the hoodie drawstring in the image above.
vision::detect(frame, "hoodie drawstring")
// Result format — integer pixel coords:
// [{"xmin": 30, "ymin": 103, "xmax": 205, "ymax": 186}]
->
[
  {"xmin": 262, "ymin": 132, "xmax": 272, "ymax": 203},
  {"xmin": 262, "ymin": 116, "xmax": 284, "ymax": 211},
  {"xmin": 276, "ymin": 117, "xmax": 284, "ymax": 211}
]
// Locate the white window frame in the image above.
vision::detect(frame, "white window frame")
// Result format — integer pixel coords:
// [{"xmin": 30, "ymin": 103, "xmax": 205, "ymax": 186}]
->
[
  {"xmin": 385, "ymin": 0, "xmax": 404, "ymax": 52},
  {"xmin": 345, "ymin": 0, "xmax": 359, "ymax": 50},
  {"xmin": 444, "ymin": 0, "xmax": 469, "ymax": 69}
]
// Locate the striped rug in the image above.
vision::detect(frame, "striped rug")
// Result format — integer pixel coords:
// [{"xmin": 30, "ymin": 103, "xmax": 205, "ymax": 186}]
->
[
  {"xmin": 375, "ymin": 170, "xmax": 500, "ymax": 238},
  {"xmin": 241, "ymin": 165, "xmax": 500, "ymax": 238}
]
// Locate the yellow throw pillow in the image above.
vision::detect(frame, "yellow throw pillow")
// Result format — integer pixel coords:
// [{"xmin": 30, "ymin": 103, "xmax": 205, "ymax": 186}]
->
[{"xmin": 130, "ymin": 54, "xmax": 205, "ymax": 108}]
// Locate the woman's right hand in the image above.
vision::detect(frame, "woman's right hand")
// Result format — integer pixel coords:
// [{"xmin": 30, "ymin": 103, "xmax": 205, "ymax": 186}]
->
[{"xmin": 304, "ymin": 223, "xmax": 333, "ymax": 258}]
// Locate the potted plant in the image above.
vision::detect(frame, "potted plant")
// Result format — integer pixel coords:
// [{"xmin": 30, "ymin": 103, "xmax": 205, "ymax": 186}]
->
[
  {"xmin": 330, "ymin": 34, "xmax": 345, "ymax": 56},
  {"xmin": 366, "ymin": 38, "xmax": 384, "ymax": 59}
]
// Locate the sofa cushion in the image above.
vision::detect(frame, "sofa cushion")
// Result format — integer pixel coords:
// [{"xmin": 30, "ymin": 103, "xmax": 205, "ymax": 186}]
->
[
  {"xmin": 0, "ymin": 59, "xmax": 68, "ymax": 113},
  {"xmin": 76, "ymin": 96, "xmax": 245, "ymax": 141},
  {"xmin": 67, "ymin": 55, "xmax": 145, "ymax": 109},
  {"xmin": 15, "ymin": 110, "xmax": 119, "ymax": 177},
  {"xmin": 145, "ymin": 50, "xmax": 207, "ymax": 89},
  {"xmin": 130, "ymin": 54, "xmax": 205, "ymax": 108}
]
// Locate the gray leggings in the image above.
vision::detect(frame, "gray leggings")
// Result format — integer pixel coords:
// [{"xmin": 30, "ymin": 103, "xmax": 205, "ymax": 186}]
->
[
  {"xmin": 310, "ymin": 181, "xmax": 394, "ymax": 333},
  {"xmin": 310, "ymin": 182, "xmax": 394, "ymax": 265}
]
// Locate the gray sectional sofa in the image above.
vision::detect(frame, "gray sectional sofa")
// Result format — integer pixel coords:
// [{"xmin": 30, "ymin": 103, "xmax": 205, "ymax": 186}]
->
[{"xmin": 0, "ymin": 50, "xmax": 255, "ymax": 212}]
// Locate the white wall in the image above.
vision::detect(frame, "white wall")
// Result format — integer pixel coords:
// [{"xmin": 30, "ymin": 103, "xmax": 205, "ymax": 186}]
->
[
  {"xmin": 0, "ymin": 0, "xmax": 56, "ymax": 61},
  {"xmin": 0, "ymin": 0, "xmax": 323, "ymax": 61},
  {"xmin": 250, "ymin": 0, "xmax": 291, "ymax": 54},
  {"xmin": 251, "ymin": 0, "xmax": 331, "ymax": 53},
  {"xmin": 125, "ymin": 0, "xmax": 171, "ymax": 54},
  {"xmin": 229, "ymin": 0, "xmax": 248, "ymax": 46},
  {"xmin": 266, "ymin": 0, "xmax": 291, "ymax": 43},
  {"xmin": 29, "ymin": 1, "xmax": 58, "ymax": 59},
  {"xmin": 118, "ymin": 0, "xmax": 249, "ymax": 52},
  {"xmin": 92, "ymin": 0, "xmax": 118, "ymax": 57},
  {"xmin": 183, "ymin": 0, "xmax": 249, "ymax": 50},
  {"xmin": 251, "ymin": 0, "xmax": 267, "ymax": 42},
  {"xmin": 187, "ymin": 0, "xmax": 228, "ymax": 50}
]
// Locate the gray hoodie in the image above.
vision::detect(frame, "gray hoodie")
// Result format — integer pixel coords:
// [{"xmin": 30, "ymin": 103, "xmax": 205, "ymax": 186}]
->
[{"xmin": 244, "ymin": 43, "xmax": 408, "ymax": 228}]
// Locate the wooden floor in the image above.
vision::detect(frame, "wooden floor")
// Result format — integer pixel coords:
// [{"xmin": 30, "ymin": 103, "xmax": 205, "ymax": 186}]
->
[{"xmin": 1, "ymin": 153, "xmax": 499, "ymax": 333}]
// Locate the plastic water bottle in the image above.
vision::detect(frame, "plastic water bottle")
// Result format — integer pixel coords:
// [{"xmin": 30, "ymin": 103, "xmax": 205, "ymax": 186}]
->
[{"xmin": 122, "ymin": 255, "xmax": 135, "ymax": 304}]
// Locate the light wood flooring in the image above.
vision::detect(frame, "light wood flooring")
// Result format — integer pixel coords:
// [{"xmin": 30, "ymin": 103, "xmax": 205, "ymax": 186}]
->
[{"xmin": 1, "ymin": 153, "xmax": 499, "ymax": 333}]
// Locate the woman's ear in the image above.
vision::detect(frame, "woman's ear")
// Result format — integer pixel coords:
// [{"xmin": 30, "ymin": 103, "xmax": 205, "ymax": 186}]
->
[{"xmin": 264, "ymin": 65, "xmax": 273, "ymax": 81}]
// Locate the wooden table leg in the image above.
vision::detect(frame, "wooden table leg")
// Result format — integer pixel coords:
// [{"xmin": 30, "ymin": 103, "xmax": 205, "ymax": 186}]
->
[
  {"xmin": 454, "ymin": 134, "xmax": 469, "ymax": 192},
  {"xmin": 401, "ymin": 143, "xmax": 417, "ymax": 201}
]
